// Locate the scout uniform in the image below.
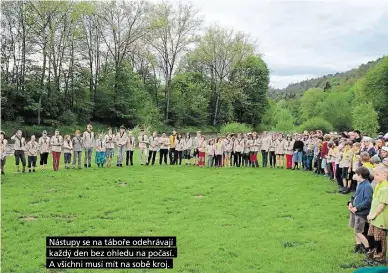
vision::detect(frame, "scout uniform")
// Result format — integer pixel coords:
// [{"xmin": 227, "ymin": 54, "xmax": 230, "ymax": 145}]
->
[
  {"xmin": 39, "ymin": 133, "xmax": 51, "ymax": 169},
  {"xmin": 138, "ymin": 133, "xmax": 149, "ymax": 165},
  {"xmin": 50, "ymin": 134, "xmax": 63, "ymax": 171},
  {"xmin": 25, "ymin": 139, "xmax": 39, "ymax": 172},
  {"xmin": 11, "ymin": 133, "xmax": 27, "ymax": 172},
  {"xmin": 116, "ymin": 130, "xmax": 127, "ymax": 167},
  {"xmin": 72, "ymin": 135, "xmax": 83, "ymax": 168},
  {"xmin": 82, "ymin": 130, "xmax": 95, "ymax": 167}
]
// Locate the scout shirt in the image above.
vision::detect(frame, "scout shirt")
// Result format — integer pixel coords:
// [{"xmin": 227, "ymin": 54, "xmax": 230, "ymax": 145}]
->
[
  {"xmin": 116, "ymin": 131, "xmax": 127, "ymax": 147},
  {"xmin": 283, "ymin": 139, "xmax": 294, "ymax": 155},
  {"xmin": 269, "ymin": 138, "xmax": 276, "ymax": 152},
  {"xmin": 251, "ymin": 138, "xmax": 260, "ymax": 153},
  {"xmin": 275, "ymin": 139, "xmax": 285, "ymax": 155},
  {"xmin": 96, "ymin": 139, "xmax": 106, "ymax": 152},
  {"xmin": 0, "ymin": 138, "xmax": 8, "ymax": 159},
  {"xmin": 233, "ymin": 138, "xmax": 244, "ymax": 153},
  {"xmin": 104, "ymin": 133, "xmax": 115, "ymax": 149},
  {"xmin": 215, "ymin": 142, "xmax": 224, "ymax": 156},
  {"xmin": 72, "ymin": 136, "xmax": 83, "ymax": 152},
  {"xmin": 148, "ymin": 135, "xmax": 159, "ymax": 152},
  {"xmin": 261, "ymin": 135, "xmax": 270, "ymax": 151},
  {"xmin": 184, "ymin": 137, "xmax": 192, "ymax": 151},
  {"xmin": 39, "ymin": 135, "xmax": 51, "ymax": 153},
  {"xmin": 11, "ymin": 135, "xmax": 26, "ymax": 151},
  {"xmin": 63, "ymin": 139, "xmax": 73, "ymax": 154},
  {"xmin": 175, "ymin": 138, "xmax": 184, "ymax": 151},
  {"xmin": 198, "ymin": 139, "xmax": 206, "ymax": 153},
  {"xmin": 25, "ymin": 140, "xmax": 39, "ymax": 156},
  {"xmin": 370, "ymin": 181, "xmax": 388, "ymax": 229},
  {"xmin": 159, "ymin": 136, "xmax": 170, "ymax": 150},
  {"xmin": 244, "ymin": 139, "xmax": 252, "ymax": 154},
  {"xmin": 82, "ymin": 130, "xmax": 95, "ymax": 148},
  {"xmin": 138, "ymin": 134, "xmax": 149, "ymax": 150},
  {"xmin": 126, "ymin": 135, "xmax": 136, "ymax": 151},
  {"xmin": 206, "ymin": 143, "xmax": 215, "ymax": 156},
  {"xmin": 224, "ymin": 138, "xmax": 233, "ymax": 153},
  {"xmin": 193, "ymin": 136, "xmax": 200, "ymax": 150},
  {"xmin": 50, "ymin": 135, "xmax": 63, "ymax": 153}
]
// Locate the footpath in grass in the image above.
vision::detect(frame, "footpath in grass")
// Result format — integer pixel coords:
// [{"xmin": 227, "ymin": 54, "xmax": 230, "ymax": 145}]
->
[{"xmin": 1, "ymin": 156, "xmax": 368, "ymax": 273}]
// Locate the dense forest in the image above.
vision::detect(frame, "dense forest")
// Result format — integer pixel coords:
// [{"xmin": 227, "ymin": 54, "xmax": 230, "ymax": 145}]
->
[
  {"xmin": 0, "ymin": 0, "xmax": 269, "ymax": 131},
  {"xmin": 266, "ymin": 56, "xmax": 388, "ymax": 136}
]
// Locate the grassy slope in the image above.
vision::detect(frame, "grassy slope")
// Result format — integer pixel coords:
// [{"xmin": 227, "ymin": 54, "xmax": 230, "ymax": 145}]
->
[{"xmin": 1, "ymin": 154, "xmax": 365, "ymax": 273}]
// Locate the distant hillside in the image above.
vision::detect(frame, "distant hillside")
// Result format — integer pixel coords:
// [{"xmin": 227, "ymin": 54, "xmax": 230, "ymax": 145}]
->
[{"xmin": 269, "ymin": 57, "xmax": 384, "ymax": 101}]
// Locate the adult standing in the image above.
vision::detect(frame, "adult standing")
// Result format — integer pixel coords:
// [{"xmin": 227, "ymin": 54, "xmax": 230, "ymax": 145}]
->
[
  {"xmin": 50, "ymin": 129, "xmax": 63, "ymax": 171},
  {"xmin": 192, "ymin": 131, "xmax": 201, "ymax": 166},
  {"xmin": 125, "ymin": 130, "xmax": 135, "ymax": 166},
  {"xmin": 72, "ymin": 130, "xmax": 83, "ymax": 169},
  {"xmin": 38, "ymin": 130, "xmax": 51, "ymax": 171},
  {"xmin": 159, "ymin": 133, "xmax": 169, "ymax": 165},
  {"xmin": 11, "ymin": 130, "xmax": 27, "ymax": 173},
  {"xmin": 83, "ymin": 124, "xmax": 95, "ymax": 168},
  {"xmin": 275, "ymin": 134, "xmax": 285, "ymax": 168}
]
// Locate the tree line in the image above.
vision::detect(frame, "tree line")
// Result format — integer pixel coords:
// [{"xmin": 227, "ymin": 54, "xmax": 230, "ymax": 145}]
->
[{"xmin": 1, "ymin": 0, "xmax": 269, "ymax": 130}]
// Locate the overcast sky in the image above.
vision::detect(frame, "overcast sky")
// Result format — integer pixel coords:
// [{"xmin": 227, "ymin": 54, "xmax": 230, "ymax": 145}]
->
[{"xmin": 168, "ymin": 0, "xmax": 388, "ymax": 88}]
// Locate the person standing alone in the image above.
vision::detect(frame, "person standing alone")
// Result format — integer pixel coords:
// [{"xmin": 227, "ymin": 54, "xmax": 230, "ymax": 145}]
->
[{"xmin": 83, "ymin": 124, "xmax": 95, "ymax": 168}]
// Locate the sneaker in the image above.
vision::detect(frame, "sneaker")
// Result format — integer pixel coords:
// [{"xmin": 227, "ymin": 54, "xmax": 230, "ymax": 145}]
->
[
  {"xmin": 29, "ymin": 169, "xmax": 31, "ymax": 173},
  {"xmin": 33, "ymin": 169, "xmax": 36, "ymax": 172},
  {"xmin": 88, "ymin": 164, "xmax": 91, "ymax": 168},
  {"xmin": 1, "ymin": 171, "xmax": 4, "ymax": 175},
  {"xmin": 354, "ymin": 244, "xmax": 362, "ymax": 253},
  {"xmin": 84, "ymin": 164, "xmax": 87, "ymax": 168}
]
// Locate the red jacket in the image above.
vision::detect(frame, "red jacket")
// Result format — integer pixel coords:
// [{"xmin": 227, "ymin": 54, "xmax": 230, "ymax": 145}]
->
[{"xmin": 321, "ymin": 141, "xmax": 329, "ymax": 159}]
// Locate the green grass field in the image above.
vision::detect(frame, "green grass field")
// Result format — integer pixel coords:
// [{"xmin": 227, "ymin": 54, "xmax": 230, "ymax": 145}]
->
[{"xmin": 1, "ymin": 154, "xmax": 369, "ymax": 273}]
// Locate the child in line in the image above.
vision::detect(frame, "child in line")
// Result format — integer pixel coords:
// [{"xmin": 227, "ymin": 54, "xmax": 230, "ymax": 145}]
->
[
  {"xmin": 126, "ymin": 130, "xmax": 135, "ymax": 166},
  {"xmin": 340, "ymin": 142, "xmax": 353, "ymax": 194},
  {"xmin": 63, "ymin": 135, "xmax": 73, "ymax": 170},
  {"xmin": 39, "ymin": 130, "xmax": 50, "ymax": 170},
  {"xmin": 184, "ymin": 133, "xmax": 192, "ymax": 166},
  {"xmin": 284, "ymin": 136, "xmax": 293, "ymax": 169},
  {"xmin": 175, "ymin": 134, "xmax": 184, "ymax": 166},
  {"xmin": 83, "ymin": 124, "xmax": 95, "ymax": 168},
  {"xmin": 366, "ymin": 165, "xmax": 388, "ymax": 264},
  {"xmin": 224, "ymin": 135, "xmax": 233, "ymax": 168},
  {"xmin": 25, "ymin": 135, "xmax": 38, "ymax": 173},
  {"xmin": 116, "ymin": 126, "xmax": 127, "ymax": 167},
  {"xmin": 0, "ymin": 131, "xmax": 8, "ymax": 175},
  {"xmin": 72, "ymin": 130, "xmax": 83, "ymax": 169},
  {"xmin": 11, "ymin": 130, "xmax": 27, "ymax": 173},
  {"xmin": 95, "ymin": 134, "xmax": 106, "ymax": 168},
  {"xmin": 158, "ymin": 133, "xmax": 169, "ymax": 165},
  {"xmin": 206, "ymin": 139, "xmax": 215, "ymax": 167},
  {"xmin": 105, "ymin": 128, "xmax": 115, "ymax": 168},
  {"xmin": 138, "ymin": 129, "xmax": 149, "ymax": 166},
  {"xmin": 147, "ymin": 131, "xmax": 159, "ymax": 166},
  {"xmin": 50, "ymin": 129, "xmax": 63, "ymax": 171},
  {"xmin": 198, "ymin": 136, "xmax": 206, "ymax": 167},
  {"xmin": 215, "ymin": 138, "xmax": 224, "ymax": 167}
]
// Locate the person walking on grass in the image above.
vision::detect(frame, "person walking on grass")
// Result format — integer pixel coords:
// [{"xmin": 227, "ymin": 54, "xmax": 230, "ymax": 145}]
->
[
  {"xmin": 11, "ymin": 130, "xmax": 27, "ymax": 173},
  {"xmin": 63, "ymin": 135, "xmax": 73, "ymax": 170},
  {"xmin": 183, "ymin": 132, "xmax": 192, "ymax": 166},
  {"xmin": 0, "ymin": 131, "xmax": 8, "ymax": 175},
  {"xmin": 83, "ymin": 124, "xmax": 95, "ymax": 168},
  {"xmin": 126, "ymin": 130, "xmax": 135, "ymax": 166},
  {"xmin": 104, "ymin": 128, "xmax": 115, "ymax": 168},
  {"xmin": 159, "ymin": 132, "xmax": 169, "ymax": 165},
  {"xmin": 147, "ymin": 131, "xmax": 158, "ymax": 166},
  {"xmin": 25, "ymin": 135, "xmax": 38, "ymax": 173},
  {"xmin": 348, "ymin": 166, "xmax": 373, "ymax": 255},
  {"xmin": 138, "ymin": 129, "xmax": 149, "ymax": 166},
  {"xmin": 95, "ymin": 134, "xmax": 106, "ymax": 168},
  {"xmin": 366, "ymin": 165, "xmax": 388, "ymax": 265},
  {"xmin": 50, "ymin": 129, "xmax": 63, "ymax": 171},
  {"xmin": 116, "ymin": 125, "xmax": 127, "ymax": 167},
  {"xmin": 72, "ymin": 130, "xmax": 83, "ymax": 169},
  {"xmin": 38, "ymin": 130, "xmax": 50, "ymax": 171}
]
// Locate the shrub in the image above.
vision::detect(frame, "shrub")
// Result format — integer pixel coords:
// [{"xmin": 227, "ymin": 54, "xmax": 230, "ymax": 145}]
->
[
  {"xmin": 220, "ymin": 122, "xmax": 253, "ymax": 135},
  {"xmin": 299, "ymin": 117, "xmax": 334, "ymax": 133},
  {"xmin": 58, "ymin": 110, "xmax": 77, "ymax": 125}
]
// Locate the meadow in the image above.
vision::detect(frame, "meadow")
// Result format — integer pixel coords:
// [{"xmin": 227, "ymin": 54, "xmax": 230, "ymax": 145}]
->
[{"xmin": 1, "ymin": 154, "xmax": 368, "ymax": 273}]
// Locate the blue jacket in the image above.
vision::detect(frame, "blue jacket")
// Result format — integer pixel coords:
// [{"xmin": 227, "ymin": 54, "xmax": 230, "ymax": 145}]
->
[{"xmin": 352, "ymin": 180, "xmax": 373, "ymax": 216}]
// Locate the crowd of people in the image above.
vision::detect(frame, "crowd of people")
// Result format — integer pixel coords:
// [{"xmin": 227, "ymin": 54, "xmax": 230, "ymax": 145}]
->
[{"xmin": 1, "ymin": 125, "xmax": 388, "ymax": 265}]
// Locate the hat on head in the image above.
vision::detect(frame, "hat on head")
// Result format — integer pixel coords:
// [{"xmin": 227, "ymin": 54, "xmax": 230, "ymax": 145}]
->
[
  {"xmin": 363, "ymin": 136, "xmax": 372, "ymax": 142},
  {"xmin": 371, "ymin": 155, "xmax": 382, "ymax": 164},
  {"xmin": 382, "ymin": 146, "xmax": 388, "ymax": 153}
]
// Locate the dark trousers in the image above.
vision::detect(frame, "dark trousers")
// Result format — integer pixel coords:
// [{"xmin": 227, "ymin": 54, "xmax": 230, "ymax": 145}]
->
[
  {"xmin": 328, "ymin": 161, "xmax": 334, "ymax": 179},
  {"xmin": 126, "ymin": 150, "xmax": 134, "ymax": 166},
  {"xmin": 64, "ymin": 153, "xmax": 72, "ymax": 164},
  {"xmin": 159, "ymin": 149, "xmax": 168, "ymax": 165},
  {"xmin": 315, "ymin": 157, "xmax": 323, "ymax": 174},
  {"xmin": 335, "ymin": 164, "xmax": 343, "ymax": 187},
  {"xmin": 169, "ymin": 148, "xmax": 176, "ymax": 165},
  {"xmin": 215, "ymin": 154, "xmax": 222, "ymax": 167},
  {"xmin": 304, "ymin": 155, "xmax": 313, "ymax": 171},
  {"xmin": 242, "ymin": 153, "xmax": 250, "ymax": 166},
  {"xmin": 261, "ymin": 150, "xmax": 268, "ymax": 167},
  {"xmin": 148, "ymin": 150, "xmax": 157, "ymax": 165},
  {"xmin": 15, "ymin": 150, "xmax": 26, "ymax": 166},
  {"xmin": 234, "ymin": 152, "xmax": 241, "ymax": 167},
  {"xmin": 269, "ymin": 151, "xmax": 276, "ymax": 167},
  {"xmin": 40, "ymin": 152, "xmax": 49, "ymax": 165},
  {"xmin": 177, "ymin": 151, "xmax": 183, "ymax": 165},
  {"xmin": 230, "ymin": 152, "xmax": 235, "ymax": 166},
  {"xmin": 28, "ymin": 156, "xmax": 37, "ymax": 168}
]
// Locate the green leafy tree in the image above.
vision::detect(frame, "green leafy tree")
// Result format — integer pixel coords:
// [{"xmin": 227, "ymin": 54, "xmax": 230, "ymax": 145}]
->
[
  {"xmin": 352, "ymin": 103, "xmax": 379, "ymax": 137},
  {"xmin": 300, "ymin": 88, "xmax": 327, "ymax": 121}
]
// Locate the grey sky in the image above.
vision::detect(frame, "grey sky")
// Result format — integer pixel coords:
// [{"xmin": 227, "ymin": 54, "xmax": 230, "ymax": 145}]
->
[{"xmin": 169, "ymin": 0, "xmax": 388, "ymax": 88}]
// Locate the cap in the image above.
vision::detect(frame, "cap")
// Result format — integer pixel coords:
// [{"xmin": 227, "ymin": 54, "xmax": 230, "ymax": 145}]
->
[
  {"xmin": 371, "ymin": 155, "xmax": 382, "ymax": 164},
  {"xmin": 382, "ymin": 146, "xmax": 388, "ymax": 152},
  {"xmin": 363, "ymin": 136, "xmax": 372, "ymax": 142}
]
